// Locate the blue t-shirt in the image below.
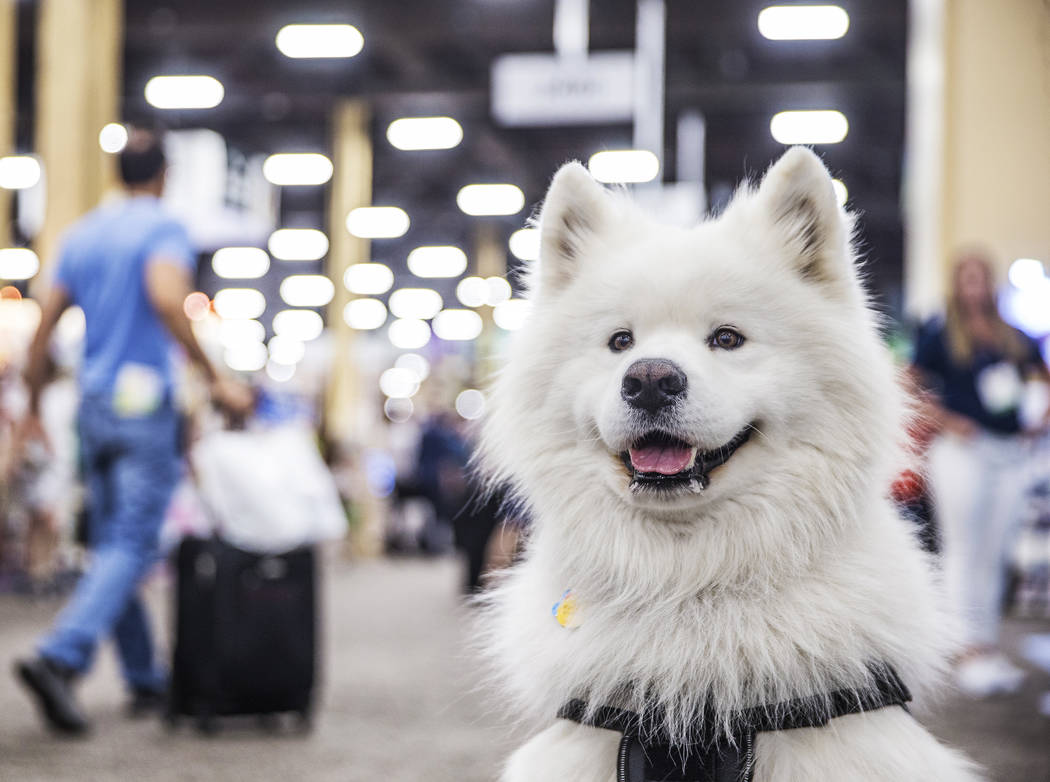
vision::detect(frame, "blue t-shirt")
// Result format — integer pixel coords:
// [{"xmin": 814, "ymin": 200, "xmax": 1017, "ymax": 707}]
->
[
  {"xmin": 54, "ymin": 196, "xmax": 195, "ymax": 399},
  {"xmin": 912, "ymin": 317, "xmax": 1045, "ymax": 434}
]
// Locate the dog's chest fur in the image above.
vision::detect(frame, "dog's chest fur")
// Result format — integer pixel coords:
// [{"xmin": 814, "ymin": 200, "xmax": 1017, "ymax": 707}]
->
[{"xmin": 486, "ymin": 506, "xmax": 947, "ymax": 745}]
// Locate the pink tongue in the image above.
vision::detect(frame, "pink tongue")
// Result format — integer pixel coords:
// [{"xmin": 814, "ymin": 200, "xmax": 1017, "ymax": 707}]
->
[{"xmin": 629, "ymin": 443, "xmax": 695, "ymax": 475}]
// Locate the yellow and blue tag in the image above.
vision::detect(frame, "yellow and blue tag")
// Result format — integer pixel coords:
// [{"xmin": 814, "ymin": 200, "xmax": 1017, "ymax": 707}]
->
[{"xmin": 552, "ymin": 589, "xmax": 581, "ymax": 629}]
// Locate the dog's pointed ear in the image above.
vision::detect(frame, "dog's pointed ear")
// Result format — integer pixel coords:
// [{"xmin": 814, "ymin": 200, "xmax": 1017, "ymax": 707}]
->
[
  {"xmin": 536, "ymin": 162, "xmax": 612, "ymax": 294},
  {"xmin": 755, "ymin": 146, "xmax": 849, "ymax": 285}
]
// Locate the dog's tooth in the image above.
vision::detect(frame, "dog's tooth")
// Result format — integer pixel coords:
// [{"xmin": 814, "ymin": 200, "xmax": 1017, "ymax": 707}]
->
[
  {"xmin": 687, "ymin": 447, "xmax": 698, "ymax": 468},
  {"xmin": 687, "ymin": 478, "xmax": 704, "ymax": 493}
]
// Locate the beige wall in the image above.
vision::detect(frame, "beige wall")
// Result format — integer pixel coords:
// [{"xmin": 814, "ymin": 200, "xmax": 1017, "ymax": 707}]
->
[
  {"xmin": 908, "ymin": 0, "xmax": 1050, "ymax": 315},
  {"xmin": 943, "ymin": 0, "xmax": 1050, "ymax": 271}
]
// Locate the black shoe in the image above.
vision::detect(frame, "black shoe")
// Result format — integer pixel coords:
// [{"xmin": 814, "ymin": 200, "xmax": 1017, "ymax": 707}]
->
[
  {"xmin": 127, "ymin": 687, "xmax": 167, "ymax": 719},
  {"xmin": 13, "ymin": 656, "xmax": 91, "ymax": 735}
]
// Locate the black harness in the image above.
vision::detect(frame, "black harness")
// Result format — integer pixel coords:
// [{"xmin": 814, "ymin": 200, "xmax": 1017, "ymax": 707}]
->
[{"xmin": 556, "ymin": 665, "xmax": 912, "ymax": 782}]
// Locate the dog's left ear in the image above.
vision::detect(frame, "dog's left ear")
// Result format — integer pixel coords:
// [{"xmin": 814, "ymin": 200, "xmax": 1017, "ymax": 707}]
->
[{"xmin": 755, "ymin": 146, "xmax": 849, "ymax": 285}]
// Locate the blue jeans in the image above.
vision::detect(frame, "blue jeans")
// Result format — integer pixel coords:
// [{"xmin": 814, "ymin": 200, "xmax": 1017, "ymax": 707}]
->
[{"xmin": 38, "ymin": 394, "xmax": 180, "ymax": 692}]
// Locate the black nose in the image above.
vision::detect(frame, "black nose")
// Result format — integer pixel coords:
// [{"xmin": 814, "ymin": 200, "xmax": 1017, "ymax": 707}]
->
[{"xmin": 621, "ymin": 359, "xmax": 688, "ymax": 414}]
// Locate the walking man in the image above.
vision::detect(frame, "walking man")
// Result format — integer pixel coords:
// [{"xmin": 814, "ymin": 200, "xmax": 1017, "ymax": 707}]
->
[{"xmin": 13, "ymin": 128, "xmax": 252, "ymax": 734}]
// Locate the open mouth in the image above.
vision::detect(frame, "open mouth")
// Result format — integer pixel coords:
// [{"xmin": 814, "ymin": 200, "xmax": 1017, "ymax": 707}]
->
[{"xmin": 620, "ymin": 426, "xmax": 753, "ymax": 495}]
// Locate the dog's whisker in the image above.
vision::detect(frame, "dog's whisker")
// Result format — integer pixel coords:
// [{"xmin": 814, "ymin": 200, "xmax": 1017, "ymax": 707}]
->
[{"xmin": 744, "ymin": 422, "xmax": 772, "ymax": 444}]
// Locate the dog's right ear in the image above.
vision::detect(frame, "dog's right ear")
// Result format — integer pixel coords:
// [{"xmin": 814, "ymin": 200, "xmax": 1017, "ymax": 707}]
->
[{"xmin": 536, "ymin": 162, "xmax": 612, "ymax": 294}]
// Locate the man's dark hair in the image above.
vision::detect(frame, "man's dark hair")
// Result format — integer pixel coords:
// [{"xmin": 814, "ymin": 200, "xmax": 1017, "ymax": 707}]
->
[{"xmin": 119, "ymin": 129, "xmax": 166, "ymax": 185}]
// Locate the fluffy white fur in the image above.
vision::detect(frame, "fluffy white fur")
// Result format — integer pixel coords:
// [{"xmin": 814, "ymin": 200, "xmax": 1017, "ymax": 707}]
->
[{"xmin": 478, "ymin": 147, "xmax": 983, "ymax": 781}]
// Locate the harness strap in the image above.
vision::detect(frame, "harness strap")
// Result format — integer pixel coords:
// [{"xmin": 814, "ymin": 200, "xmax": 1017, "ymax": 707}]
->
[
  {"xmin": 556, "ymin": 665, "xmax": 912, "ymax": 782},
  {"xmin": 743, "ymin": 664, "xmax": 911, "ymax": 732}
]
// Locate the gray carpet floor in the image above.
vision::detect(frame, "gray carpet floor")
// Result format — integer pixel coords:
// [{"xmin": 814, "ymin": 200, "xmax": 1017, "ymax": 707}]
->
[{"xmin": 0, "ymin": 555, "xmax": 1047, "ymax": 781}]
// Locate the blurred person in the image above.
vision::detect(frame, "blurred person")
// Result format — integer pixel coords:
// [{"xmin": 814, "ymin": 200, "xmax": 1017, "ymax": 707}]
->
[
  {"xmin": 0, "ymin": 361, "xmax": 21, "ymax": 577},
  {"xmin": 416, "ymin": 411, "xmax": 468, "ymax": 555},
  {"xmin": 8, "ymin": 354, "xmax": 79, "ymax": 593},
  {"xmin": 913, "ymin": 250, "xmax": 1050, "ymax": 698},
  {"xmin": 454, "ymin": 479, "xmax": 502, "ymax": 594},
  {"xmin": 12, "ymin": 128, "xmax": 253, "ymax": 735}
]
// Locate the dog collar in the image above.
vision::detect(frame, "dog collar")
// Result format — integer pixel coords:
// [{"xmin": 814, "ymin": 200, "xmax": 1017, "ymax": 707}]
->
[{"xmin": 557, "ymin": 664, "xmax": 911, "ymax": 782}]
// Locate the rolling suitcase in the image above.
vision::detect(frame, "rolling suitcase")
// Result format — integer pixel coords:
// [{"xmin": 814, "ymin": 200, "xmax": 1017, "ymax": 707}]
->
[{"xmin": 167, "ymin": 535, "xmax": 317, "ymax": 732}]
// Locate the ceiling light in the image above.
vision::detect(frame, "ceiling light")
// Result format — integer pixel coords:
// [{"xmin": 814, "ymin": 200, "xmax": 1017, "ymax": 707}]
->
[
  {"xmin": 268, "ymin": 228, "xmax": 329, "ymax": 261},
  {"xmin": 395, "ymin": 352, "xmax": 430, "ymax": 381},
  {"xmin": 384, "ymin": 397, "xmax": 414, "ymax": 422},
  {"xmin": 1009, "ymin": 258, "xmax": 1046, "ymax": 289},
  {"xmin": 456, "ymin": 276, "xmax": 488, "ymax": 307},
  {"xmin": 388, "ymin": 318, "xmax": 431, "ymax": 349},
  {"xmin": 770, "ymin": 110, "xmax": 849, "ymax": 144},
  {"xmin": 344, "ymin": 262, "xmax": 394, "ymax": 295},
  {"xmin": 831, "ymin": 179, "xmax": 848, "ymax": 207},
  {"xmin": 218, "ymin": 318, "xmax": 265, "ymax": 348},
  {"xmin": 144, "ymin": 75, "xmax": 224, "ymax": 110},
  {"xmin": 588, "ymin": 150, "xmax": 660, "ymax": 184},
  {"xmin": 280, "ymin": 275, "xmax": 335, "ymax": 307},
  {"xmin": 273, "ymin": 308, "xmax": 324, "ymax": 341},
  {"xmin": 455, "ymin": 389, "xmax": 485, "ymax": 420},
  {"xmin": 456, "ymin": 184, "xmax": 525, "ymax": 216},
  {"xmin": 262, "ymin": 153, "xmax": 333, "ymax": 186},
  {"xmin": 389, "ymin": 288, "xmax": 443, "ymax": 320},
  {"xmin": 509, "ymin": 227, "xmax": 540, "ymax": 261},
  {"xmin": 98, "ymin": 123, "xmax": 128, "ymax": 154},
  {"xmin": 266, "ymin": 360, "xmax": 296, "ymax": 383},
  {"xmin": 432, "ymin": 309, "xmax": 483, "ymax": 341},
  {"xmin": 758, "ymin": 5, "xmax": 849, "ymax": 40},
  {"xmin": 379, "ymin": 367, "xmax": 420, "ymax": 399},
  {"xmin": 213, "ymin": 288, "xmax": 266, "ymax": 320},
  {"xmin": 224, "ymin": 342, "xmax": 268, "ymax": 373},
  {"xmin": 386, "ymin": 117, "xmax": 463, "ymax": 151},
  {"xmin": 493, "ymin": 298, "xmax": 531, "ymax": 331},
  {"xmin": 407, "ymin": 246, "xmax": 467, "ymax": 278},
  {"xmin": 268, "ymin": 335, "xmax": 306, "ymax": 364},
  {"xmin": 276, "ymin": 24, "xmax": 364, "ymax": 59},
  {"xmin": 0, "ymin": 156, "xmax": 41, "ymax": 190},
  {"xmin": 212, "ymin": 247, "xmax": 270, "ymax": 279},
  {"xmin": 0, "ymin": 248, "xmax": 40, "ymax": 280},
  {"xmin": 343, "ymin": 298, "xmax": 388, "ymax": 330},
  {"xmin": 345, "ymin": 207, "xmax": 410, "ymax": 239},
  {"xmin": 485, "ymin": 277, "xmax": 512, "ymax": 306}
]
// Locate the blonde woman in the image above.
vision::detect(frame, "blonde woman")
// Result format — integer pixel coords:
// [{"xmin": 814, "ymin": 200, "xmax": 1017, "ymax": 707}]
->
[{"xmin": 913, "ymin": 250, "xmax": 1050, "ymax": 697}]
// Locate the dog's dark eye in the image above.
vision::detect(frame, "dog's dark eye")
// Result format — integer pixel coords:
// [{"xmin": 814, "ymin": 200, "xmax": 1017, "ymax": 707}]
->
[
  {"xmin": 609, "ymin": 330, "xmax": 634, "ymax": 352},
  {"xmin": 710, "ymin": 327, "xmax": 745, "ymax": 350}
]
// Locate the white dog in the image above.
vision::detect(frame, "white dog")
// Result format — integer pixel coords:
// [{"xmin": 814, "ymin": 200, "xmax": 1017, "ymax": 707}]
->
[{"xmin": 479, "ymin": 147, "xmax": 982, "ymax": 781}]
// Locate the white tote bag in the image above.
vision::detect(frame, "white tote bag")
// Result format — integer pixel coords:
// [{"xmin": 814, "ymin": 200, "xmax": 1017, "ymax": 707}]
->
[{"xmin": 191, "ymin": 423, "xmax": 347, "ymax": 553}]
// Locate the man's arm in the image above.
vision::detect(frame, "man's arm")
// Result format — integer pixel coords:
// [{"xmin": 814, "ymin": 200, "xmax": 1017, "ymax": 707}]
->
[
  {"xmin": 144, "ymin": 257, "xmax": 253, "ymax": 415},
  {"xmin": 145, "ymin": 258, "xmax": 218, "ymax": 383},
  {"xmin": 24, "ymin": 285, "xmax": 70, "ymax": 416}
]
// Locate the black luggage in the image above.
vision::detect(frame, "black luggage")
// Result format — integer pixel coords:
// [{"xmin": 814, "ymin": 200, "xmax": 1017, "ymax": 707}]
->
[{"xmin": 167, "ymin": 536, "xmax": 317, "ymax": 732}]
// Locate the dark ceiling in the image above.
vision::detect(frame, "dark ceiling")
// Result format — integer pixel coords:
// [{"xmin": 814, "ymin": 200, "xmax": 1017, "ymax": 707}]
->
[{"xmin": 34, "ymin": 1, "xmax": 912, "ymax": 315}]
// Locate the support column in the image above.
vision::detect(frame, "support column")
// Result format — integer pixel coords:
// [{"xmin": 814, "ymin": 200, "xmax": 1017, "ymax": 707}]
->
[
  {"xmin": 0, "ymin": 0, "xmax": 16, "ymax": 249},
  {"xmin": 905, "ymin": 0, "xmax": 1050, "ymax": 317},
  {"xmin": 34, "ymin": 0, "xmax": 122, "ymax": 274},
  {"xmin": 325, "ymin": 99, "xmax": 380, "ymax": 556},
  {"xmin": 325, "ymin": 99, "xmax": 372, "ymax": 442},
  {"xmin": 473, "ymin": 221, "xmax": 505, "ymax": 381}
]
